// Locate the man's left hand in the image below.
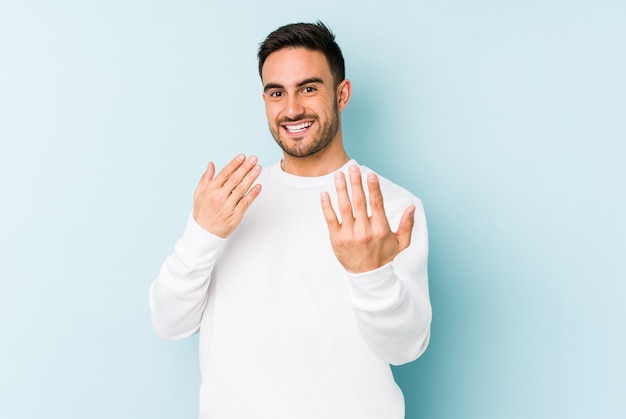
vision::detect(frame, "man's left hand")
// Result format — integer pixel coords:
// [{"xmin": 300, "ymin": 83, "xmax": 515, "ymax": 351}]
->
[{"xmin": 320, "ymin": 165, "xmax": 416, "ymax": 274}]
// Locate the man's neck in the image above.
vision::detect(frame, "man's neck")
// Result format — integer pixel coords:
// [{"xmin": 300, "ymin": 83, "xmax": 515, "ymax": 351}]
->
[{"xmin": 281, "ymin": 148, "xmax": 350, "ymax": 177}]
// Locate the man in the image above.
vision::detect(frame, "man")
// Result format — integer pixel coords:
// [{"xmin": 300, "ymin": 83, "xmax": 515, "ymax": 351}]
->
[{"xmin": 150, "ymin": 22, "xmax": 431, "ymax": 419}]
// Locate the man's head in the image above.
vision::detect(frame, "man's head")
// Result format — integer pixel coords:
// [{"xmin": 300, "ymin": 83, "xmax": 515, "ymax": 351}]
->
[
  {"xmin": 258, "ymin": 22, "xmax": 352, "ymax": 175},
  {"xmin": 258, "ymin": 22, "xmax": 345, "ymax": 88}
]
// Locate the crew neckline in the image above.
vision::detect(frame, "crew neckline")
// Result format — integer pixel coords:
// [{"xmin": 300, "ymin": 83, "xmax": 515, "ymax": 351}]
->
[{"xmin": 270, "ymin": 159, "xmax": 358, "ymax": 189}]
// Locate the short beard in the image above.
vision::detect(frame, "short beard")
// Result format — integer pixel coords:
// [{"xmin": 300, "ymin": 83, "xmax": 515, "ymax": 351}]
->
[{"xmin": 269, "ymin": 100, "xmax": 340, "ymax": 158}]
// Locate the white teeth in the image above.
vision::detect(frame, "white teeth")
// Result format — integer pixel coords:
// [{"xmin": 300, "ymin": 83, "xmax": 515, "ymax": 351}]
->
[{"xmin": 285, "ymin": 121, "xmax": 312, "ymax": 133}]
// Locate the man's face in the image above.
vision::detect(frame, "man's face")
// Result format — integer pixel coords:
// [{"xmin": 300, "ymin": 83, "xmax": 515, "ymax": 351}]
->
[{"xmin": 261, "ymin": 47, "xmax": 341, "ymax": 159}]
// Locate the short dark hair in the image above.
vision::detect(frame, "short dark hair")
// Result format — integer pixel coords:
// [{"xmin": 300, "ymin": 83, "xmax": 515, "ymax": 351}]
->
[{"xmin": 257, "ymin": 21, "xmax": 346, "ymax": 87}]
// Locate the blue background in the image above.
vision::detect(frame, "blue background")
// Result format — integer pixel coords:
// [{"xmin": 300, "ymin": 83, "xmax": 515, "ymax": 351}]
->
[{"xmin": 1, "ymin": 1, "xmax": 624, "ymax": 418}]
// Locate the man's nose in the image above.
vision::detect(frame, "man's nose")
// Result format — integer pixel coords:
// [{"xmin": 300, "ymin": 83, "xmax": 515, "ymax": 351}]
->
[{"xmin": 284, "ymin": 94, "xmax": 305, "ymax": 119}]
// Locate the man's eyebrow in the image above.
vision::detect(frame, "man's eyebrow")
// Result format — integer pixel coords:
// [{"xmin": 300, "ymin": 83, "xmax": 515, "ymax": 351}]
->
[
  {"xmin": 296, "ymin": 77, "xmax": 324, "ymax": 87},
  {"xmin": 263, "ymin": 83, "xmax": 283, "ymax": 92}
]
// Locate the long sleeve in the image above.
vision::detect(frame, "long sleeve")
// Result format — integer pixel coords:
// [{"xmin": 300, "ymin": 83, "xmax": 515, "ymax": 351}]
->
[
  {"xmin": 149, "ymin": 163, "xmax": 430, "ymax": 418},
  {"xmin": 149, "ymin": 215, "xmax": 226, "ymax": 341},
  {"xmin": 346, "ymin": 199, "xmax": 431, "ymax": 366}
]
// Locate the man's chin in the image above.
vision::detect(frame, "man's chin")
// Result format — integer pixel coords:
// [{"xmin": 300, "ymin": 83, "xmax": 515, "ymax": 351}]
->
[
  {"xmin": 273, "ymin": 131, "xmax": 333, "ymax": 158},
  {"xmin": 276, "ymin": 137, "xmax": 309, "ymax": 156}
]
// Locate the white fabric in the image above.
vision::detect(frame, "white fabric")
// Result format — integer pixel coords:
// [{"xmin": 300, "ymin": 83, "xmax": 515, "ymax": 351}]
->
[{"xmin": 149, "ymin": 159, "xmax": 431, "ymax": 419}]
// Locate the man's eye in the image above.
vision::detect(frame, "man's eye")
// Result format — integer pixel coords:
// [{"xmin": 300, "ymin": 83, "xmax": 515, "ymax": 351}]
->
[
  {"xmin": 302, "ymin": 86, "xmax": 316, "ymax": 94},
  {"xmin": 270, "ymin": 91, "xmax": 283, "ymax": 98}
]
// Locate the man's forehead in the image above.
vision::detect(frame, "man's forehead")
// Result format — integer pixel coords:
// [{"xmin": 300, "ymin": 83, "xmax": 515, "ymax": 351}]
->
[{"xmin": 261, "ymin": 47, "xmax": 331, "ymax": 84}]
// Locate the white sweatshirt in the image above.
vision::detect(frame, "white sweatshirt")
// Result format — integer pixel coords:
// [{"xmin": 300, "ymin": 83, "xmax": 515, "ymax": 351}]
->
[{"xmin": 149, "ymin": 160, "xmax": 431, "ymax": 419}]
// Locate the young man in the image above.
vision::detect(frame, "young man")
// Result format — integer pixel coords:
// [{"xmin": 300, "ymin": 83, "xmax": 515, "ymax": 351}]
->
[{"xmin": 150, "ymin": 22, "xmax": 431, "ymax": 419}]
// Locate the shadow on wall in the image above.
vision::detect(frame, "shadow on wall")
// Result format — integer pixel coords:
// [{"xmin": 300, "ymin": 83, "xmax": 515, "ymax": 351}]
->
[
  {"xmin": 342, "ymin": 77, "xmax": 452, "ymax": 418},
  {"xmin": 342, "ymin": 78, "xmax": 397, "ymax": 176},
  {"xmin": 391, "ymin": 211, "xmax": 460, "ymax": 419}
]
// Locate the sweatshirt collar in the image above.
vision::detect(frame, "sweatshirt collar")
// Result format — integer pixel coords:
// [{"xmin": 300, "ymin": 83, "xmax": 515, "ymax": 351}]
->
[{"xmin": 270, "ymin": 159, "xmax": 358, "ymax": 189}]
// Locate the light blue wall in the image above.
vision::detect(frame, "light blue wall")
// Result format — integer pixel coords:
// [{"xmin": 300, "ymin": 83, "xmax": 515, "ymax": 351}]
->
[{"xmin": 1, "ymin": 1, "xmax": 624, "ymax": 418}]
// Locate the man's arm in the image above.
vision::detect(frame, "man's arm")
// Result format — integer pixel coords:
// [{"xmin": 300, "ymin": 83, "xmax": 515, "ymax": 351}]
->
[
  {"xmin": 321, "ymin": 165, "xmax": 431, "ymax": 365},
  {"xmin": 149, "ymin": 154, "xmax": 262, "ymax": 340}
]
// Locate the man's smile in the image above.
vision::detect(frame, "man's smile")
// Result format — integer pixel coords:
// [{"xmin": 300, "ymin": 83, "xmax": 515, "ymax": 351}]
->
[{"xmin": 282, "ymin": 120, "xmax": 314, "ymax": 136}]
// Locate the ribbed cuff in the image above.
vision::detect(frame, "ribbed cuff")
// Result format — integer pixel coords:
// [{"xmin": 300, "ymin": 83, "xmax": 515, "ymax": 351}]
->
[
  {"xmin": 346, "ymin": 263, "xmax": 403, "ymax": 313},
  {"xmin": 177, "ymin": 215, "xmax": 228, "ymax": 258}
]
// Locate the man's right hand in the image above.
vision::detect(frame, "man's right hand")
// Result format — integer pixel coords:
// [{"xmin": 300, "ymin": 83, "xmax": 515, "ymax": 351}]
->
[{"xmin": 193, "ymin": 154, "xmax": 262, "ymax": 238}]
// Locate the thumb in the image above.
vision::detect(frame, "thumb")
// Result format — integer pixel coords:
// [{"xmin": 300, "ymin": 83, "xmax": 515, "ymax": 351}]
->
[
  {"xmin": 395, "ymin": 205, "xmax": 415, "ymax": 251},
  {"xmin": 198, "ymin": 162, "xmax": 216, "ymax": 188}
]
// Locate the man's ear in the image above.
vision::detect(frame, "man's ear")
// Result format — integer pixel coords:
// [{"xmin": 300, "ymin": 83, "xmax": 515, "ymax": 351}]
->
[{"xmin": 336, "ymin": 79, "xmax": 352, "ymax": 112}]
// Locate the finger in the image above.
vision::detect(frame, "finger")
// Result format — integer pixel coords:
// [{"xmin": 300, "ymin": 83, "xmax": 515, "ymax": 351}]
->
[
  {"xmin": 213, "ymin": 154, "xmax": 247, "ymax": 186},
  {"xmin": 348, "ymin": 165, "xmax": 369, "ymax": 220},
  {"xmin": 367, "ymin": 173, "xmax": 395, "ymax": 235},
  {"xmin": 228, "ymin": 162, "xmax": 262, "ymax": 205},
  {"xmin": 223, "ymin": 155, "xmax": 259, "ymax": 193},
  {"xmin": 395, "ymin": 205, "xmax": 416, "ymax": 251},
  {"xmin": 320, "ymin": 191, "xmax": 340, "ymax": 232},
  {"xmin": 235, "ymin": 183, "xmax": 263, "ymax": 214},
  {"xmin": 367, "ymin": 173, "xmax": 387, "ymax": 221},
  {"xmin": 194, "ymin": 162, "xmax": 216, "ymax": 199},
  {"xmin": 334, "ymin": 171, "xmax": 354, "ymax": 226},
  {"xmin": 200, "ymin": 162, "xmax": 216, "ymax": 187}
]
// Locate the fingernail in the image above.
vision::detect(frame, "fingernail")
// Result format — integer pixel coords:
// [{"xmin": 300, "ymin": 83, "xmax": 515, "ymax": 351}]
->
[
  {"xmin": 248, "ymin": 155, "xmax": 258, "ymax": 164},
  {"xmin": 349, "ymin": 165, "xmax": 359, "ymax": 174}
]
